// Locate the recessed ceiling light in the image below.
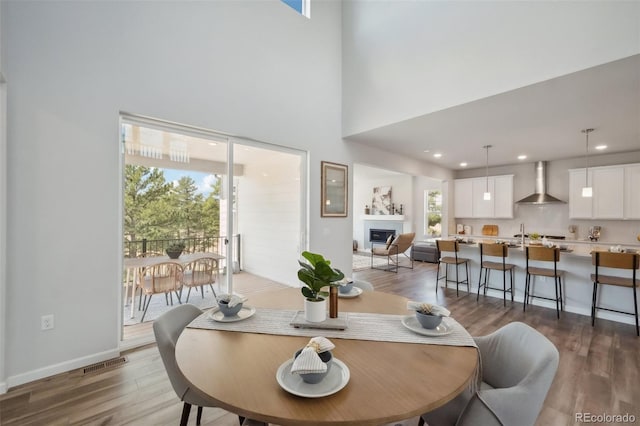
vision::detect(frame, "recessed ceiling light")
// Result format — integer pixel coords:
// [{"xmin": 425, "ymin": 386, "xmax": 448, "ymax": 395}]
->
[
  {"xmin": 208, "ymin": 142, "xmax": 217, "ymax": 146},
  {"xmin": 423, "ymin": 149, "xmax": 430, "ymax": 153},
  {"xmin": 433, "ymin": 153, "xmax": 442, "ymax": 158},
  {"xmin": 517, "ymin": 155, "xmax": 527, "ymax": 160},
  {"xmin": 460, "ymin": 162, "xmax": 468, "ymax": 167},
  {"xmin": 595, "ymin": 145, "xmax": 607, "ymax": 150}
]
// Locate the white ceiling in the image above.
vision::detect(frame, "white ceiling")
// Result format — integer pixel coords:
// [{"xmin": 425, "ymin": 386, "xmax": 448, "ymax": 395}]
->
[{"xmin": 345, "ymin": 54, "xmax": 640, "ymax": 171}]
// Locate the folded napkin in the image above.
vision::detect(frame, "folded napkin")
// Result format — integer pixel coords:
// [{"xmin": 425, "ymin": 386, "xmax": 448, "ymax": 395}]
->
[
  {"xmin": 216, "ymin": 293, "xmax": 247, "ymax": 307},
  {"xmin": 406, "ymin": 301, "xmax": 451, "ymax": 317},
  {"xmin": 338, "ymin": 277, "xmax": 354, "ymax": 287},
  {"xmin": 291, "ymin": 337, "xmax": 335, "ymax": 375}
]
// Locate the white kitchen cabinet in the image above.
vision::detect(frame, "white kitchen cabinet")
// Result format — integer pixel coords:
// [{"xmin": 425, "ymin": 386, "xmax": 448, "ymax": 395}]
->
[
  {"xmin": 570, "ymin": 164, "xmax": 637, "ymax": 219},
  {"xmin": 592, "ymin": 167, "xmax": 624, "ymax": 218},
  {"xmin": 454, "ymin": 175, "xmax": 513, "ymax": 218},
  {"xmin": 569, "ymin": 169, "xmax": 593, "ymax": 219},
  {"xmin": 454, "ymin": 179, "xmax": 473, "ymax": 218},
  {"xmin": 472, "ymin": 178, "xmax": 494, "ymax": 218},
  {"xmin": 625, "ymin": 164, "xmax": 640, "ymax": 219},
  {"xmin": 493, "ymin": 175, "xmax": 514, "ymax": 218}
]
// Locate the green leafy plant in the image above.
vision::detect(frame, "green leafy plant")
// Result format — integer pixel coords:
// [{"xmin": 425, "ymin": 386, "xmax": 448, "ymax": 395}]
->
[
  {"xmin": 529, "ymin": 233, "xmax": 541, "ymax": 240},
  {"xmin": 297, "ymin": 251, "xmax": 345, "ymax": 301},
  {"xmin": 167, "ymin": 240, "xmax": 186, "ymax": 252}
]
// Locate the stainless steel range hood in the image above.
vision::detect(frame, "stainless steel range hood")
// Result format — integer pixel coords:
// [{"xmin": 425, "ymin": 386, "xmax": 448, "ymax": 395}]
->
[{"xmin": 516, "ymin": 161, "xmax": 566, "ymax": 204}]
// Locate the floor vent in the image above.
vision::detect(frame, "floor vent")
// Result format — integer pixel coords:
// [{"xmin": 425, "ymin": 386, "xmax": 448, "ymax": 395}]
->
[{"xmin": 83, "ymin": 356, "xmax": 127, "ymax": 375}]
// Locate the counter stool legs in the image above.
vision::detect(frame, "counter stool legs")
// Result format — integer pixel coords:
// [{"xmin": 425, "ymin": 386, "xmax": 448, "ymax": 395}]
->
[
  {"xmin": 477, "ymin": 267, "xmax": 514, "ymax": 307},
  {"xmin": 524, "ymin": 273, "xmax": 563, "ymax": 319},
  {"xmin": 437, "ymin": 261, "xmax": 469, "ymax": 296},
  {"xmin": 592, "ymin": 281, "xmax": 639, "ymax": 336}
]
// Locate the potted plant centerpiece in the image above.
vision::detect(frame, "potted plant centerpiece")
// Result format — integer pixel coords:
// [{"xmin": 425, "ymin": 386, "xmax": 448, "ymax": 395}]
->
[
  {"xmin": 529, "ymin": 233, "xmax": 542, "ymax": 246},
  {"xmin": 166, "ymin": 241, "xmax": 186, "ymax": 259},
  {"xmin": 297, "ymin": 251, "xmax": 345, "ymax": 322}
]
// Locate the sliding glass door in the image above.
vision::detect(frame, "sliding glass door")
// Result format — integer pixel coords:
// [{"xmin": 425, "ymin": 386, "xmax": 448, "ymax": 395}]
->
[{"xmin": 120, "ymin": 114, "xmax": 306, "ymax": 344}]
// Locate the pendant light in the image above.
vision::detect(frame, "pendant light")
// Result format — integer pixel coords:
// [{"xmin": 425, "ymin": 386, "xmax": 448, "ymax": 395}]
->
[
  {"xmin": 483, "ymin": 145, "xmax": 492, "ymax": 201},
  {"xmin": 581, "ymin": 128, "xmax": 594, "ymax": 198}
]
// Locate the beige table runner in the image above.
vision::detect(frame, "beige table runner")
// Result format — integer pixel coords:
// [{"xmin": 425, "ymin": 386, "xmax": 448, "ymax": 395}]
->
[{"xmin": 188, "ymin": 307, "xmax": 476, "ymax": 348}]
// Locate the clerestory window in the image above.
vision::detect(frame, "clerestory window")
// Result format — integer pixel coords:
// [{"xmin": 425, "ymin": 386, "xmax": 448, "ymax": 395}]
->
[{"xmin": 282, "ymin": 0, "xmax": 310, "ymax": 18}]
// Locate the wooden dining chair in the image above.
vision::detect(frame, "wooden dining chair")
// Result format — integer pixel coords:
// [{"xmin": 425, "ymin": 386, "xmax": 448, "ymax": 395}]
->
[
  {"xmin": 139, "ymin": 261, "xmax": 184, "ymax": 322},
  {"xmin": 524, "ymin": 246, "xmax": 564, "ymax": 319},
  {"xmin": 436, "ymin": 240, "xmax": 470, "ymax": 296},
  {"xmin": 182, "ymin": 256, "xmax": 218, "ymax": 303},
  {"xmin": 591, "ymin": 251, "xmax": 639, "ymax": 336},
  {"xmin": 477, "ymin": 243, "xmax": 515, "ymax": 307}
]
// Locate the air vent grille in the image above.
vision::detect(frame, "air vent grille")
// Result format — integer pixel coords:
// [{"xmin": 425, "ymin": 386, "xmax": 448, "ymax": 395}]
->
[{"xmin": 83, "ymin": 356, "xmax": 127, "ymax": 375}]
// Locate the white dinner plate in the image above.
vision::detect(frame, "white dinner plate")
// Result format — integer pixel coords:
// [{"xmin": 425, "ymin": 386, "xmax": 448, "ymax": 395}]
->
[
  {"xmin": 401, "ymin": 315, "xmax": 454, "ymax": 337},
  {"xmin": 276, "ymin": 358, "xmax": 350, "ymax": 398},
  {"xmin": 338, "ymin": 287, "xmax": 363, "ymax": 299},
  {"xmin": 208, "ymin": 305, "xmax": 256, "ymax": 322}
]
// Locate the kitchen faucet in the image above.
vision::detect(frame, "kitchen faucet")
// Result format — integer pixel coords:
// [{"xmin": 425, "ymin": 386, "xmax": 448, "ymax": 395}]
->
[{"xmin": 520, "ymin": 223, "xmax": 525, "ymax": 247}]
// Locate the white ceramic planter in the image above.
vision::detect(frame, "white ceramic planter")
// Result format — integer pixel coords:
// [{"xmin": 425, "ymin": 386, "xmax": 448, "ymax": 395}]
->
[{"xmin": 304, "ymin": 298, "xmax": 326, "ymax": 323}]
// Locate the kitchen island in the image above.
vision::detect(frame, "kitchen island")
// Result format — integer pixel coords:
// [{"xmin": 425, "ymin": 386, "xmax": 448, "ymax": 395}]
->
[{"xmin": 443, "ymin": 235, "xmax": 640, "ymax": 326}]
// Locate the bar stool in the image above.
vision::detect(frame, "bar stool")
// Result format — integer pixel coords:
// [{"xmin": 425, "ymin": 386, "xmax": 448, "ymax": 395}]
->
[
  {"xmin": 477, "ymin": 243, "xmax": 515, "ymax": 307},
  {"xmin": 591, "ymin": 251, "xmax": 639, "ymax": 336},
  {"xmin": 524, "ymin": 246, "xmax": 564, "ymax": 319},
  {"xmin": 435, "ymin": 240, "xmax": 470, "ymax": 296}
]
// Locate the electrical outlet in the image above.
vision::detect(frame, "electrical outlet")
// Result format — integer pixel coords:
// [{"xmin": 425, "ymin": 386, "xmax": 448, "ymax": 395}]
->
[{"xmin": 41, "ymin": 314, "xmax": 54, "ymax": 330}]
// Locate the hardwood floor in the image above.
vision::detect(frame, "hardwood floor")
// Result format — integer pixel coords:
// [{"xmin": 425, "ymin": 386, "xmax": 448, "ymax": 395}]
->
[{"xmin": 1, "ymin": 261, "xmax": 638, "ymax": 425}]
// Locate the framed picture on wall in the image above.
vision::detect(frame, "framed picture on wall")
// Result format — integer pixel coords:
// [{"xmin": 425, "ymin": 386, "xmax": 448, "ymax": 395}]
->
[{"xmin": 321, "ymin": 161, "xmax": 348, "ymax": 217}]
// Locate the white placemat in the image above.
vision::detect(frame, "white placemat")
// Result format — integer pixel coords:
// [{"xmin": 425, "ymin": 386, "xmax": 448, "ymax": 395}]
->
[{"xmin": 188, "ymin": 307, "xmax": 476, "ymax": 348}]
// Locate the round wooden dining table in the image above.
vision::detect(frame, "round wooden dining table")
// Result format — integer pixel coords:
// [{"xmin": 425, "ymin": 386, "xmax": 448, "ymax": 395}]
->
[{"xmin": 175, "ymin": 287, "xmax": 477, "ymax": 426}]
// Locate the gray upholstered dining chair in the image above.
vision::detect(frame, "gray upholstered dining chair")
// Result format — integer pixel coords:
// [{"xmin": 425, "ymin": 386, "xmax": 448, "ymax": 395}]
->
[
  {"xmin": 153, "ymin": 305, "xmax": 267, "ymax": 426},
  {"xmin": 419, "ymin": 322, "xmax": 559, "ymax": 426}
]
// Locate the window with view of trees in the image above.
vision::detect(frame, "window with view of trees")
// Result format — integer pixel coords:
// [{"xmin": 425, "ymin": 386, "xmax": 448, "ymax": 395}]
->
[
  {"xmin": 124, "ymin": 164, "xmax": 221, "ymax": 256},
  {"xmin": 424, "ymin": 189, "xmax": 442, "ymax": 237}
]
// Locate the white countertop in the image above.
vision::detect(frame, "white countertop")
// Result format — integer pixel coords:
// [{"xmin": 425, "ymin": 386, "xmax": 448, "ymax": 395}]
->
[{"xmin": 448, "ymin": 234, "xmax": 640, "ymax": 257}]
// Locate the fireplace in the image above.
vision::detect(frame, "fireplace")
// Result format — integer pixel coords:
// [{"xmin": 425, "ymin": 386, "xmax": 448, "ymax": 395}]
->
[{"xmin": 370, "ymin": 228, "xmax": 395, "ymax": 243}]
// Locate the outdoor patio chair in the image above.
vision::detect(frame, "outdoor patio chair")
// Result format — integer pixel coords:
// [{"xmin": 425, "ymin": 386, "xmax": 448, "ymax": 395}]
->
[
  {"xmin": 139, "ymin": 261, "xmax": 184, "ymax": 322},
  {"xmin": 371, "ymin": 232, "xmax": 415, "ymax": 273},
  {"xmin": 182, "ymin": 256, "xmax": 219, "ymax": 303}
]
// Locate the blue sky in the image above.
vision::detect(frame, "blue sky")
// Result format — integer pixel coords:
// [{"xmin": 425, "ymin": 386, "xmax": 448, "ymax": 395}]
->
[{"xmin": 162, "ymin": 168, "xmax": 217, "ymax": 195}]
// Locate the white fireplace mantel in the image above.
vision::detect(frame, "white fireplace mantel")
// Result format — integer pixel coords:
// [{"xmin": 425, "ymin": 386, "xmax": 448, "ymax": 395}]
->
[{"xmin": 362, "ymin": 214, "xmax": 405, "ymax": 221}]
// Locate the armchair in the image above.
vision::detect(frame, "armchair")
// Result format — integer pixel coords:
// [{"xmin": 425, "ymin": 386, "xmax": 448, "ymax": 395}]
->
[{"xmin": 371, "ymin": 232, "xmax": 415, "ymax": 273}]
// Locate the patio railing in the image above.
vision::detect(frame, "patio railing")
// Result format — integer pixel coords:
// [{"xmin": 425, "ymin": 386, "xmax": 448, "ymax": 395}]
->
[{"xmin": 124, "ymin": 234, "xmax": 242, "ymax": 271}]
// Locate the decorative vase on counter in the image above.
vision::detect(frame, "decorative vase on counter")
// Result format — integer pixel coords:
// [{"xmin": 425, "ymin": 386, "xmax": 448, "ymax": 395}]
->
[{"xmin": 304, "ymin": 298, "xmax": 327, "ymax": 322}]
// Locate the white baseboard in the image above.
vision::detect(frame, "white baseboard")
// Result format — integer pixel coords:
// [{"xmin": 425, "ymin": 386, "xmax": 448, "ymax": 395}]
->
[
  {"xmin": 0, "ymin": 381, "xmax": 7, "ymax": 394},
  {"xmin": 6, "ymin": 348, "xmax": 120, "ymax": 389}
]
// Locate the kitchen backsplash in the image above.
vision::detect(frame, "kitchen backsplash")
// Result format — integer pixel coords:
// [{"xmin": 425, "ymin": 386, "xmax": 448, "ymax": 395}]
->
[{"xmin": 454, "ymin": 203, "xmax": 640, "ymax": 244}]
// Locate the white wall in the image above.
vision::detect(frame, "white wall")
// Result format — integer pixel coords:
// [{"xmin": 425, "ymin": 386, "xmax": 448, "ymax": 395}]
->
[
  {"xmin": 342, "ymin": 1, "xmax": 640, "ymax": 136},
  {"xmin": 453, "ymin": 151, "xmax": 640, "ymax": 243},
  {"xmin": 3, "ymin": 0, "xmax": 349, "ymax": 387},
  {"xmin": 237, "ymin": 149, "xmax": 302, "ymax": 286},
  {"xmin": 0, "ymin": 0, "xmax": 6, "ymax": 394}
]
